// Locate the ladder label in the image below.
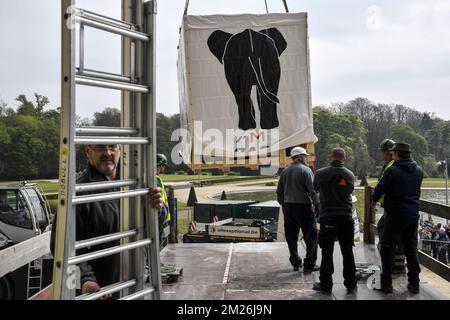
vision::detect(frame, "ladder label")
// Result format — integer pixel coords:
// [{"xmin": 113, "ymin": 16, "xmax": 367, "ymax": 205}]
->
[
  {"xmin": 66, "ymin": 265, "xmax": 81, "ymax": 290},
  {"xmin": 59, "ymin": 157, "xmax": 68, "ymax": 198}
]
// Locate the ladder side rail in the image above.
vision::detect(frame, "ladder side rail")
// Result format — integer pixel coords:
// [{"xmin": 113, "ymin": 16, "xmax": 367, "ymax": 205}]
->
[
  {"xmin": 26, "ymin": 261, "xmax": 33, "ymax": 298},
  {"xmin": 126, "ymin": 0, "xmax": 149, "ymax": 299},
  {"xmin": 52, "ymin": 0, "xmax": 77, "ymax": 300},
  {"xmin": 143, "ymin": 0, "xmax": 162, "ymax": 300},
  {"xmin": 120, "ymin": 0, "xmax": 141, "ymax": 298}
]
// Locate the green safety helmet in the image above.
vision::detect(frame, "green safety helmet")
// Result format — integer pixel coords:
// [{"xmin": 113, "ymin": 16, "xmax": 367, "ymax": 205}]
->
[
  {"xmin": 379, "ymin": 139, "xmax": 395, "ymax": 151},
  {"xmin": 157, "ymin": 153, "xmax": 168, "ymax": 166}
]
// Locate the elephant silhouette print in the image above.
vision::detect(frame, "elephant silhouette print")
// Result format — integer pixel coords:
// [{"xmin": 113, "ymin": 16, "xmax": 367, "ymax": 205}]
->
[{"xmin": 207, "ymin": 28, "xmax": 287, "ymax": 131}]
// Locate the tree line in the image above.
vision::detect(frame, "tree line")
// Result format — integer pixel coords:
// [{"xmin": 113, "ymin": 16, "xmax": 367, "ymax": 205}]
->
[
  {"xmin": 314, "ymin": 97, "xmax": 450, "ymax": 178},
  {"xmin": 0, "ymin": 94, "xmax": 184, "ymax": 180},
  {"xmin": 0, "ymin": 94, "xmax": 449, "ymax": 180}
]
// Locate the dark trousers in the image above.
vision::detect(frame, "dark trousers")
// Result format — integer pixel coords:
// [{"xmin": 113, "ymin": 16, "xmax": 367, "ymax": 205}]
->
[
  {"xmin": 380, "ymin": 215, "xmax": 421, "ymax": 286},
  {"xmin": 377, "ymin": 213, "xmax": 406, "ymax": 270},
  {"xmin": 283, "ymin": 203, "xmax": 318, "ymax": 268},
  {"xmin": 318, "ymin": 215, "xmax": 356, "ymax": 290}
]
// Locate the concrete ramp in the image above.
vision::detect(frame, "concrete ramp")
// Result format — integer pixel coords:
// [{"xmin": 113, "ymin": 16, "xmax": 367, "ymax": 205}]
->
[{"xmin": 161, "ymin": 242, "xmax": 447, "ymax": 300}]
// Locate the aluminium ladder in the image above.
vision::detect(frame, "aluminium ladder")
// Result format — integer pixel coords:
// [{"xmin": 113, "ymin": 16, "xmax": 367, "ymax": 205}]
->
[
  {"xmin": 27, "ymin": 259, "xmax": 43, "ymax": 299},
  {"xmin": 52, "ymin": 0, "xmax": 161, "ymax": 300}
]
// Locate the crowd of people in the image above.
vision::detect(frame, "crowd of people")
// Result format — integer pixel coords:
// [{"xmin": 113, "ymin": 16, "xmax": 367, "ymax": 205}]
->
[{"xmin": 419, "ymin": 221, "xmax": 450, "ymax": 265}]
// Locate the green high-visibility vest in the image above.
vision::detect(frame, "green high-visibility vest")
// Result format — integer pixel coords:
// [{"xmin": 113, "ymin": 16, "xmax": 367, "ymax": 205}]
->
[
  {"xmin": 156, "ymin": 175, "xmax": 171, "ymax": 221},
  {"xmin": 378, "ymin": 159, "xmax": 394, "ymax": 207}
]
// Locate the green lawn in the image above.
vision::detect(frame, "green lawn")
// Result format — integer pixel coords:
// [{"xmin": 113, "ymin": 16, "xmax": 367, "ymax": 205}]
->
[
  {"xmin": 8, "ymin": 177, "xmax": 447, "ymax": 191},
  {"xmin": 363, "ymin": 178, "xmax": 447, "ymax": 188},
  {"xmin": 177, "ymin": 215, "xmax": 189, "ymax": 236},
  {"xmin": 2, "ymin": 177, "xmax": 447, "ymax": 226},
  {"xmin": 0, "ymin": 180, "xmax": 59, "ymax": 193},
  {"xmin": 161, "ymin": 174, "xmax": 232, "ymax": 182},
  {"xmin": 353, "ymin": 189, "xmax": 365, "ymax": 225},
  {"xmin": 177, "ymin": 201, "xmax": 189, "ymax": 210}
]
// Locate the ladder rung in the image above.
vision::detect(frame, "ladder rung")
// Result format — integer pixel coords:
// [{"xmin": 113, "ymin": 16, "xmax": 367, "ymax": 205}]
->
[
  {"xmin": 76, "ymin": 127, "xmax": 139, "ymax": 136},
  {"xmin": 76, "ymin": 179, "xmax": 138, "ymax": 193},
  {"xmin": 75, "ymin": 230, "xmax": 137, "ymax": 250},
  {"xmin": 76, "ymin": 68, "xmax": 132, "ymax": 83},
  {"xmin": 76, "ymin": 280, "xmax": 136, "ymax": 300},
  {"xmin": 76, "ymin": 75, "xmax": 149, "ymax": 93},
  {"xmin": 119, "ymin": 287, "xmax": 155, "ymax": 301},
  {"xmin": 75, "ymin": 14, "xmax": 149, "ymax": 42},
  {"xmin": 74, "ymin": 136, "xmax": 149, "ymax": 145},
  {"xmin": 68, "ymin": 239, "xmax": 152, "ymax": 266},
  {"xmin": 76, "ymin": 9, "xmax": 133, "ymax": 31},
  {"xmin": 72, "ymin": 189, "xmax": 150, "ymax": 205}
]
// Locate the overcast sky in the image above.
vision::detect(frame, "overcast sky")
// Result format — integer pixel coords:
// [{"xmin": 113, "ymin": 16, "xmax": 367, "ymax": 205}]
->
[{"xmin": 1, "ymin": 0, "xmax": 449, "ymax": 120}]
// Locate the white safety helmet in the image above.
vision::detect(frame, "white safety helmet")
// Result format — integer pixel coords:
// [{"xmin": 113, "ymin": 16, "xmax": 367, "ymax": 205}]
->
[{"xmin": 291, "ymin": 147, "xmax": 309, "ymax": 158}]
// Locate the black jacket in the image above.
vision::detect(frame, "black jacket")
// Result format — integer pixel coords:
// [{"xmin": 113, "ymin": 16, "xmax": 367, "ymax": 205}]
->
[
  {"xmin": 372, "ymin": 159, "xmax": 424, "ymax": 220},
  {"xmin": 313, "ymin": 160, "xmax": 355, "ymax": 217},
  {"xmin": 51, "ymin": 164, "xmax": 120, "ymax": 289}
]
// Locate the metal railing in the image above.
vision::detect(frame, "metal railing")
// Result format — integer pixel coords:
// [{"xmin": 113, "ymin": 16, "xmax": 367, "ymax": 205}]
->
[{"xmin": 419, "ymin": 239, "xmax": 450, "ymax": 263}]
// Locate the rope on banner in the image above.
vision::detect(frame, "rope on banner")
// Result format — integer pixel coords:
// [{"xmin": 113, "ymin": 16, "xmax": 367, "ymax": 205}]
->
[
  {"xmin": 282, "ymin": 0, "xmax": 290, "ymax": 13},
  {"xmin": 183, "ymin": 0, "xmax": 190, "ymax": 16}
]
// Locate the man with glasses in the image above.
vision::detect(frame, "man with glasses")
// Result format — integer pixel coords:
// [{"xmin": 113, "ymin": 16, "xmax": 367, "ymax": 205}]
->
[{"xmin": 51, "ymin": 144, "xmax": 163, "ymax": 299}]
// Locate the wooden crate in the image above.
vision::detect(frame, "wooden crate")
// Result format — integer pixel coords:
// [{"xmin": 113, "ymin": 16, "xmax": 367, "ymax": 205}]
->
[{"xmin": 189, "ymin": 142, "xmax": 316, "ymax": 174}]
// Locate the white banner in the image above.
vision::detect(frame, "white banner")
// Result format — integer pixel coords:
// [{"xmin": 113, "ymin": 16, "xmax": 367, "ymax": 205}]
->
[{"xmin": 178, "ymin": 13, "xmax": 317, "ymax": 158}]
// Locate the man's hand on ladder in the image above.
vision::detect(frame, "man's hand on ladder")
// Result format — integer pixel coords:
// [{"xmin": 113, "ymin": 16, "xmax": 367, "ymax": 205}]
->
[
  {"xmin": 151, "ymin": 187, "xmax": 163, "ymax": 210},
  {"xmin": 81, "ymin": 281, "xmax": 112, "ymax": 300}
]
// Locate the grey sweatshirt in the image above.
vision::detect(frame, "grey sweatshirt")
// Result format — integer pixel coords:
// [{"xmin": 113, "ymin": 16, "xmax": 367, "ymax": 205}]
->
[{"xmin": 276, "ymin": 162, "xmax": 318, "ymax": 206}]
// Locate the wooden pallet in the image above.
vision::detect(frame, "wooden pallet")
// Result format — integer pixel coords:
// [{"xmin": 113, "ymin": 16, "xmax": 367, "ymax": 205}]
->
[{"xmin": 188, "ymin": 142, "xmax": 316, "ymax": 174}]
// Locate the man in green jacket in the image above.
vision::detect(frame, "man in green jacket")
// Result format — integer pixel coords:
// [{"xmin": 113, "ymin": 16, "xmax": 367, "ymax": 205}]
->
[{"xmin": 156, "ymin": 153, "xmax": 171, "ymax": 250}]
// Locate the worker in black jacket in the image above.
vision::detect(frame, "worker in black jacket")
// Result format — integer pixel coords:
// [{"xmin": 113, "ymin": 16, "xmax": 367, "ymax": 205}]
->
[
  {"xmin": 51, "ymin": 144, "xmax": 163, "ymax": 299},
  {"xmin": 372, "ymin": 142, "xmax": 423, "ymax": 294},
  {"xmin": 312, "ymin": 148, "xmax": 357, "ymax": 294},
  {"xmin": 375, "ymin": 139, "xmax": 406, "ymax": 274}
]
